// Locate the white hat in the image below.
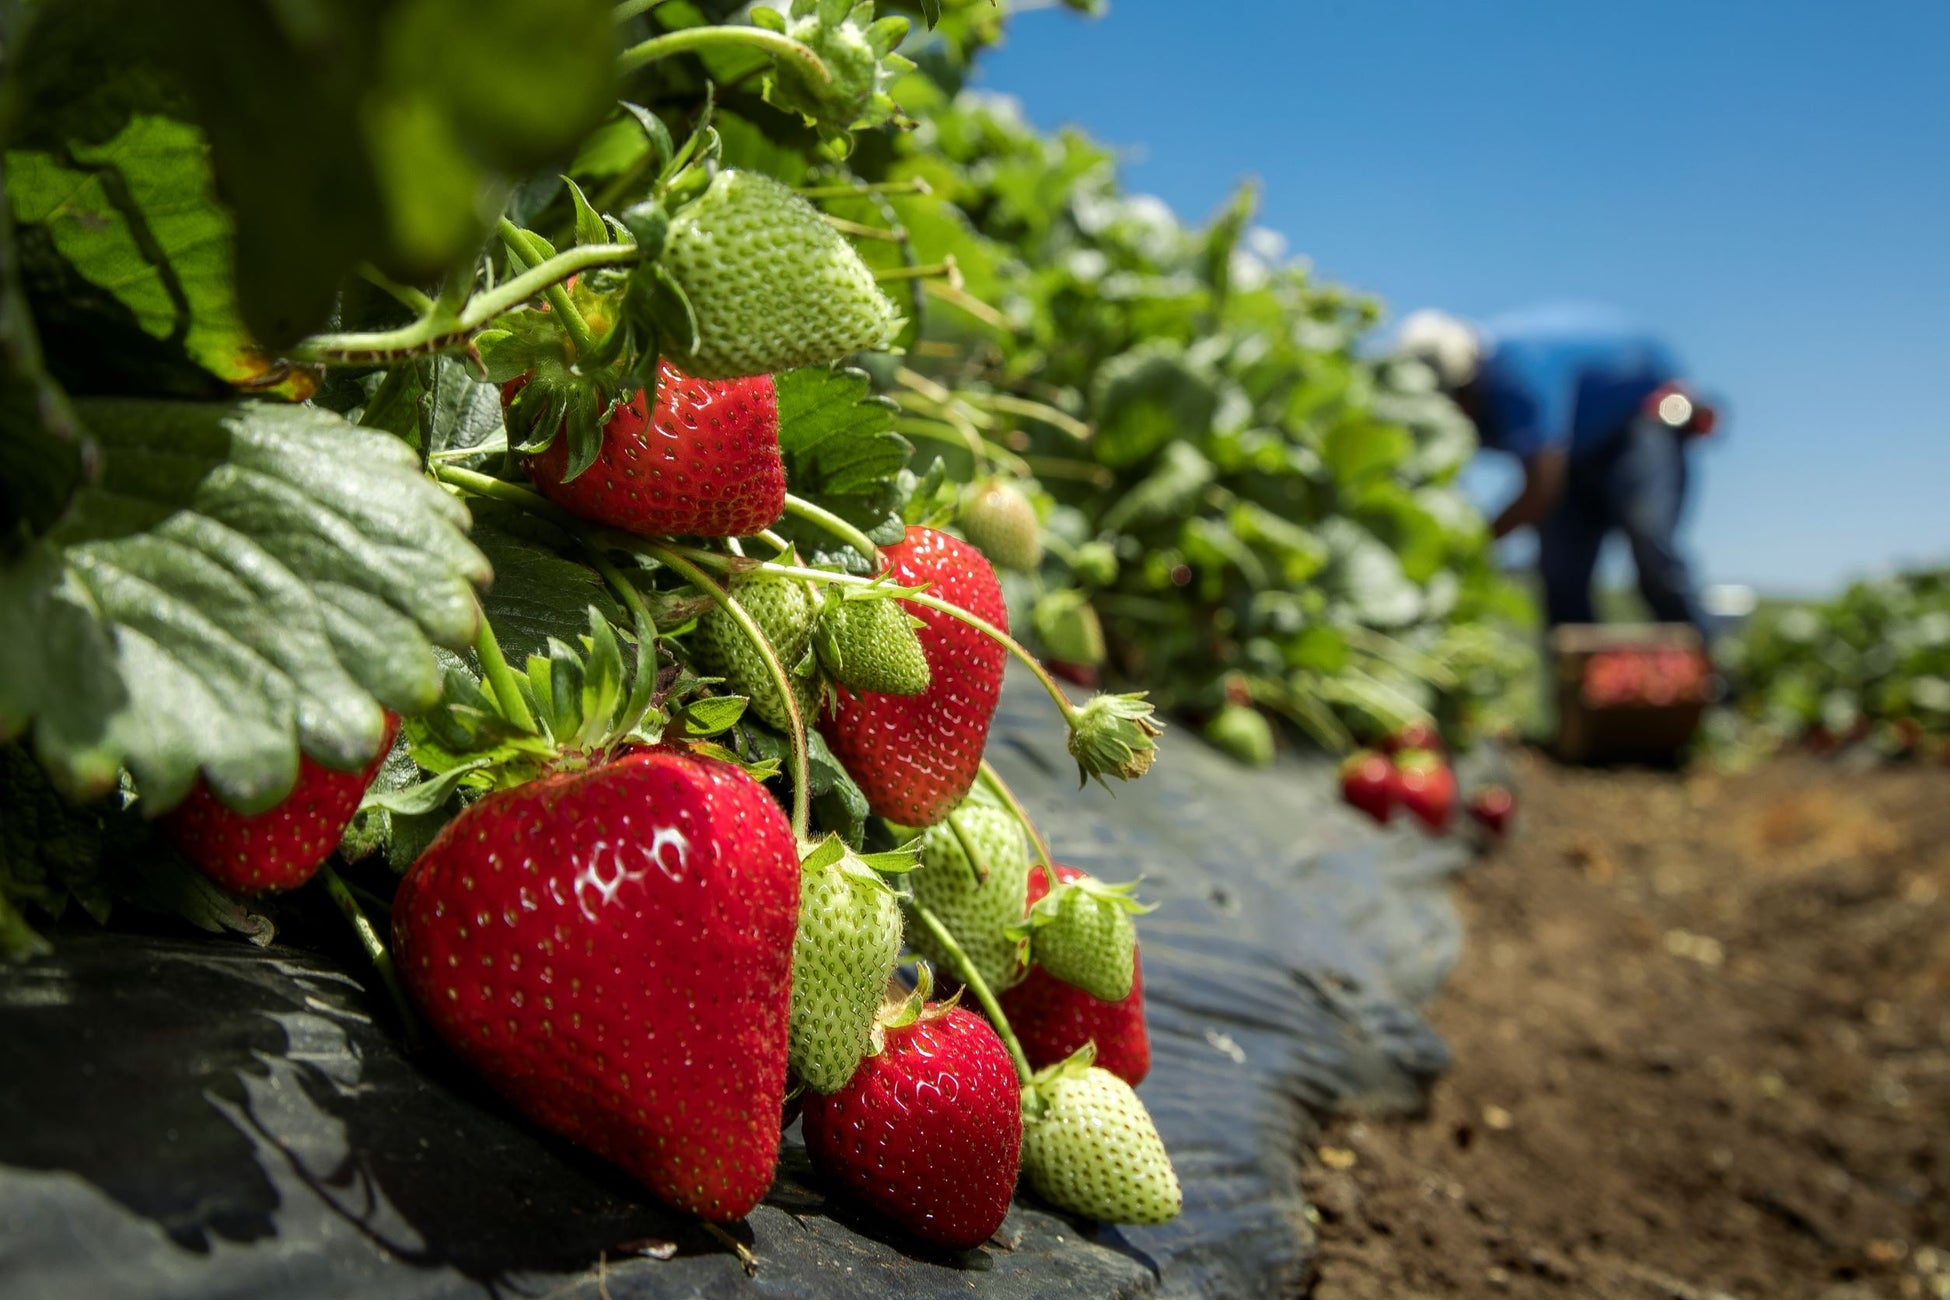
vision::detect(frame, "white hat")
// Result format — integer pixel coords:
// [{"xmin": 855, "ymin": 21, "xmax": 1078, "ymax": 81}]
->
[{"xmin": 1395, "ymin": 309, "xmax": 1482, "ymax": 389}]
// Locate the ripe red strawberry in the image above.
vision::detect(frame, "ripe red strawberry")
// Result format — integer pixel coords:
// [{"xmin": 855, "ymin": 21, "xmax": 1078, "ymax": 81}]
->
[
  {"xmin": 1381, "ymin": 719, "xmax": 1443, "ymax": 755},
  {"xmin": 801, "ymin": 1001, "xmax": 1022, "ymax": 1250},
  {"xmin": 1468, "ymin": 784, "xmax": 1516, "ymax": 837},
  {"xmin": 162, "ymin": 714, "xmax": 399, "ymax": 894},
  {"xmin": 392, "ymin": 747, "xmax": 800, "ymax": 1223},
  {"xmin": 819, "ymin": 527, "xmax": 1007, "ymax": 827},
  {"xmin": 1000, "ymin": 865, "xmax": 1150, "ymax": 1085},
  {"xmin": 516, "ymin": 359, "xmax": 784, "ymax": 538},
  {"xmin": 1338, "ymin": 749, "xmax": 1394, "ymax": 826},
  {"xmin": 1391, "ymin": 748, "xmax": 1456, "ymax": 834}
]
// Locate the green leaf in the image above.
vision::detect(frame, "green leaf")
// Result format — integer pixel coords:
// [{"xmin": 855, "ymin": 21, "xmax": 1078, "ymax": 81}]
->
[
  {"xmin": 468, "ymin": 504, "xmax": 624, "ymax": 667},
  {"xmin": 680, "ymin": 694, "xmax": 750, "ymax": 737},
  {"xmin": 358, "ymin": 759, "xmax": 490, "ymax": 816},
  {"xmin": 1322, "ymin": 418, "xmax": 1410, "ymax": 491},
  {"xmin": 773, "ymin": 364, "xmax": 913, "ymax": 545},
  {"xmin": 0, "ymin": 399, "xmax": 489, "ymax": 811}
]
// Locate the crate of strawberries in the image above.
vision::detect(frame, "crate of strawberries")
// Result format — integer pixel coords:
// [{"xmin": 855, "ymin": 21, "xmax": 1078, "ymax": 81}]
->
[{"xmin": 1552, "ymin": 624, "xmax": 1712, "ymax": 763}]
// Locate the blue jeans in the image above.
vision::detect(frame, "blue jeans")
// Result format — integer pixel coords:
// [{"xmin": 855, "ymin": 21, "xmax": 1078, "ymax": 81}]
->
[{"xmin": 1537, "ymin": 420, "xmax": 1706, "ymax": 635}]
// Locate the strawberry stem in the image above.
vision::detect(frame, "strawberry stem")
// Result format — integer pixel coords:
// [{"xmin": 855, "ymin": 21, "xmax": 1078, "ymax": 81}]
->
[
  {"xmin": 320, "ymin": 866, "xmax": 424, "ymax": 1053},
  {"xmin": 617, "ymin": 25, "xmax": 832, "ymax": 82},
  {"xmin": 796, "ymin": 178, "xmax": 933, "ymax": 201},
  {"xmin": 473, "ymin": 615, "xmax": 540, "ymax": 735},
  {"xmin": 977, "ymin": 760, "xmax": 1057, "ymax": 878},
  {"xmin": 287, "ymin": 241, "xmax": 639, "ymax": 365},
  {"xmin": 498, "ymin": 220, "xmax": 598, "ymax": 360},
  {"xmin": 873, "ymin": 258, "xmax": 959, "ymax": 284},
  {"xmin": 644, "ymin": 543, "xmax": 813, "ymax": 841},
  {"xmin": 905, "ymin": 899, "xmax": 1033, "ymax": 1086},
  {"xmin": 780, "ymin": 494, "xmax": 880, "ymax": 564}
]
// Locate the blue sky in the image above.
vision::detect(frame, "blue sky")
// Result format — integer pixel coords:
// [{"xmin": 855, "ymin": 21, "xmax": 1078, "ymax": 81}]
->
[{"xmin": 975, "ymin": 0, "xmax": 1950, "ymax": 595}]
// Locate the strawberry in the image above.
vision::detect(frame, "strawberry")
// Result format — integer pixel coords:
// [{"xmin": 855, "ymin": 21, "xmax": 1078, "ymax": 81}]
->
[
  {"xmin": 1203, "ymin": 702, "xmax": 1274, "ymax": 767},
  {"xmin": 161, "ymin": 714, "xmax": 398, "ymax": 894},
  {"xmin": 518, "ymin": 359, "xmax": 785, "ymax": 538},
  {"xmin": 1391, "ymin": 748, "xmax": 1456, "ymax": 834},
  {"xmin": 820, "ymin": 526, "xmax": 1007, "ymax": 827},
  {"xmin": 392, "ymin": 747, "xmax": 800, "ymax": 1222},
  {"xmin": 1381, "ymin": 719, "xmax": 1443, "ymax": 755},
  {"xmin": 1338, "ymin": 749, "xmax": 1394, "ymax": 825},
  {"xmin": 814, "ymin": 590, "xmax": 930, "ymax": 696},
  {"xmin": 1019, "ymin": 870, "xmax": 1144, "ymax": 1003},
  {"xmin": 692, "ymin": 573, "xmax": 819, "ymax": 731},
  {"xmin": 1031, "ymin": 588, "xmax": 1105, "ymax": 668},
  {"xmin": 1468, "ymin": 784, "xmax": 1516, "ymax": 838},
  {"xmin": 960, "ymin": 478, "xmax": 1042, "ymax": 572},
  {"xmin": 1001, "ymin": 865, "xmax": 1150, "ymax": 1085},
  {"xmin": 661, "ymin": 170, "xmax": 902, "ymax": 379},
  {"xmin": 789, "ymin": 836, "xmax": 906, "ymax": 1095},
  {"xmin": 1021, "ymin": 1049, "xmax": 1181, "ymax": 1225},
  {"xmin": 896, "ymin": 784, "xmax": 1031, "ymax": 994},
  {"xmin": 801, "ymin": 997, "xmax": 1022, "ymax": 1251}
]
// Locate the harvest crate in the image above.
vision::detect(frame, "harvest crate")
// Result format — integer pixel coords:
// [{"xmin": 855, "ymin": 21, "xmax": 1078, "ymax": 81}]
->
[{"xmin": 1551, "ymin": 623, "xmax": 1709, "ymax": 764}]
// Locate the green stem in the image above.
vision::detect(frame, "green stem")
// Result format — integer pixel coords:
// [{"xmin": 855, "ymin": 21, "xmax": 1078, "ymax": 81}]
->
[
  {"xmin": 613, "ymin": 0, "xmax": 673, "ymax": 20},
  {"xmin": 433, "ymin": 463, "xmax": 569, "ymax": 518},
  {"xmin": 320, "ymin": 866, "xmax": 424, "ymax": 1052},
  {"xmin": 287, "ymin": 242, "xmax": 638, "ymax": 364},
  {"xmin": 474, "ymin": 614, "xmax": 539, "ymax": 735},
  {"xmin": 906, "ymin": 899, "xmax": 1032, "ymax": 1085},
  {"xmin": 643, "ymin": 542, "xmax": 812, "ymax": 841},
  {"xmin": 618, "ymin": 25, "xmax": 831, "ymax": 82},
  {"xmin": 969, "ymin": 391, "xmax": 1093, "ymax": 441},
  {"xmin": 978, "ymin": 760, "xmax": 1056, "ymax": 877},
  {"xmin": 874, "ymin": 259, "xmax": 957, "ymax": 284},
  {"xmin": 498, "ymin": 220, "xmax": 596, "ymax": 359},
  {"xmin": 781, "ymin": 494, "xmax": 881, "ymax": 563},
  {"xmin": 358, "ymin": 265, "xmax": 433, "ymax": 314},
  {"xmin": 796, "ymin": 178, "xmax": 933, "ymax": 201},
  {"xmin": 821, "ymin": 214, "xmax": 905, "ymax": 243}
]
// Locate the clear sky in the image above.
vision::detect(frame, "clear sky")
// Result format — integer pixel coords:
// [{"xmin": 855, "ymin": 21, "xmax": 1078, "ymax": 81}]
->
[{"xmin": 974, "ymin": 0, "xmax": 1950, "ymax": 596}]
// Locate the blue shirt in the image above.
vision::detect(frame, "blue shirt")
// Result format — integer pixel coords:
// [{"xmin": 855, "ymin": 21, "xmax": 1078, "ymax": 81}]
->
[{"xmin": 1474, "ymin": 304, "xmax": 1683, "ymax": 460}]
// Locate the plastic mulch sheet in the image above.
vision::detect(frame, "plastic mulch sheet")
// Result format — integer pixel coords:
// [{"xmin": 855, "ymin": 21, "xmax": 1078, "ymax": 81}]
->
[{"xmin": 0, "ymin": 671, "xmax": 1471, "ymax": 1299}]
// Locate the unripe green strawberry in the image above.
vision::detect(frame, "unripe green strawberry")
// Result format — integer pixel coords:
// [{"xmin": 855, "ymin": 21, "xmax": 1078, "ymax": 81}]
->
[
  {"xmin": 893, "ymin": 786, "xmax": 1030, "ymax": 993},
  {"xmin": 1070, "ymin": 540, "xmax": 1119, "ymax": 588},
  {"xmin": 1020, "ymin": 874, "xmax": 1145, "ymax": 1002},
  {"xmin": 960, "ymin": 478, "xmax": 1042, "ymax": 572},
  {"xmin": 816, "ymin": 592, "xmax": 930, "ymax": 696},
  {"xmin": 752, "ymin": 0, "xmax": 914, "ymax": 136},
  {"xmin": 662, "ymin": 170, "xmax": 902, "ymax": 379},
  {"xmin": 1203, "ymin": 703, "xmax": 1274, "ymax": 767},
  {"xmin": 692, "ymin": 574, "xmax": 818, "ymax": 731},
  {"xmin": 789, "ymin": 836, "xmax": 907, "ymax": 1094},
  {"xmin": 1022, "ymin": 1052, "xmax": 1181, "ymax": 1225},
  {"xmin": 1032, "ymin": 588, "xmax": 1105, "ymax": 667}
]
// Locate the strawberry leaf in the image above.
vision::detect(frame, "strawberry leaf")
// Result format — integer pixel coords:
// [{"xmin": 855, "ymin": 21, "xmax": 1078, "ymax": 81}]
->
[
  {"xmin": 773, "ymin": 364, "xmax": 913, "ymax": 555},
  {"xmin": 0, "ymin": 399, "xmax": 490, "ymax": 812}
]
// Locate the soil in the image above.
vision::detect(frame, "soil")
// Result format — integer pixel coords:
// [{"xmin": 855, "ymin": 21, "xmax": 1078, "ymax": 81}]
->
[{"xmin": 1303, "ymin": 752, "xmax": 1950, "ymax": 1300}]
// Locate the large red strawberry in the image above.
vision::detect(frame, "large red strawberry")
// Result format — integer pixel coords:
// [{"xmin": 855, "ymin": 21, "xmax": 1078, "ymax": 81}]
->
[
  {"xmin": 392, "ymin": 747, "xmax": 800, "ymax": 1222},
  {"xmin": 1000, "ymin": 865, "xmax": 1150, "ymax": 1085},
  {"xmin": 819, "ymin": 527, "xmax": 1007, "ymax": 827},
  {"xmin": 162, "ymin": 715, "xmax": 399, "ymax": 894},
  {"xmin": 1338, "ymin": 748, "xmax": 1394, "ymax": 826},
  {"xmin": 1391, "ymin": 748, "xmax": 1456, "ymax": 834},
  {"xmin": 516, "ymin": 359, "xmax": 784, "ymax": 538},
  {"xmin": 801, "ymin": 1000, "xmax": 1022, "ymax": 1250}
]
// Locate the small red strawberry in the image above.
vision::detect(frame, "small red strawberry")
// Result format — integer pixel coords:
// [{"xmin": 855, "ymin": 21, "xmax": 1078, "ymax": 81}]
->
[
  {"xmin": 801, "ymin": 996, "xmax": 1022, "ymax": 1251},
  {"xmin": 1391, "ymin": 748, "xmax": 1456, "ymax": 834},
  {"xmin": 1381, "ymin": 719, "xmax": 1443, "ymax": 755},
  {"xmin": 516, "ymin": 359, "xmax": 785, "ymax": 538},
  {"xmin": 1000, "ymin": 865, "xmax": 1150, "ymax": 1085},
  {"xmin": 820, "ymin": 527, "xmax": 1008, "ymax": 827},
  {"xmin": 162, "ymin": 715, "xmax": 399, "ymax": 894},
  {"xmin": 393, "ymin": 747, "xmax": 800, "ymax": 1223},
  {"xmin": 1338, "ymin": 749, "xmax": 1394, "ymax": 826},
  {"xmin": 1468, "ymin": 784, "xmax": 1516, "ymax": 838}
]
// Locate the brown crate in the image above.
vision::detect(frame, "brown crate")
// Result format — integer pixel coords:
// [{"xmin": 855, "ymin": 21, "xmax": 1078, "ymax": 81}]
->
[{"xmin": 1550, "ymin": 624, "xmax": 1707, "ymax": 764}]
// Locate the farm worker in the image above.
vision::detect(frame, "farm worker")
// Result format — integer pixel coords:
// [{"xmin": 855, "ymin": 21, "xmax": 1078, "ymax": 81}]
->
[{"xmin": 1395, "ymin": 303, "xmax": 1713, "ymax": 636}]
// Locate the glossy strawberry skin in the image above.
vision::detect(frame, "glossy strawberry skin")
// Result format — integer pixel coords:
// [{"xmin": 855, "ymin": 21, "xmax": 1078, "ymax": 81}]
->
[
  {"xmin": 1000, "ymin": 864, "xmax": 1151, "ymax": 1086},
  {"xmin": 1391, "ymin": 749, "xmax": 1456, "ymax": 834},
  {"xmin": 1338, "ymin": 750, "xmax": 1395, "ymax": 826},
  {"xmin": 802, "ymin": 1005, "xmax": 1022, "ymax": 1250},
  {"xmin": 162, "ymin": 715, "xmax": 398, "ymax": 894},
  {"xmin": 518, "ymin": 360, "xmax": 785, "ymax": 538},
  {"xmin": 820, "ymin": 527, "xmax": 1008, "ymax": 827},
  {"xmin": 392, "ymin": 748, "xmax": 800, "ymax": 1223}
]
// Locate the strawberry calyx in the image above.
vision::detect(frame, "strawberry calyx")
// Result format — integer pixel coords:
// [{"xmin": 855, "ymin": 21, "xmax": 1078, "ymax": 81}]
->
[
  {"xmin": 1020, "ymin": 1041, "xmax": 1098, "ymax": 1122},
  {"xmin": 1066, "ymin": 692, "xmax": 1164, "ymax": 786},
  {"xmin": 1391, "ymin": 746, "xmax": 1446, "ymax": 777}
]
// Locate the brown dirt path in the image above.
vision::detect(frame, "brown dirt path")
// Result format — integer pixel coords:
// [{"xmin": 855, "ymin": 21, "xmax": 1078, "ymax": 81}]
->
[{"xmin": 1303, "ymin": 753, "xmax": 1950, "ymax": 1300}]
